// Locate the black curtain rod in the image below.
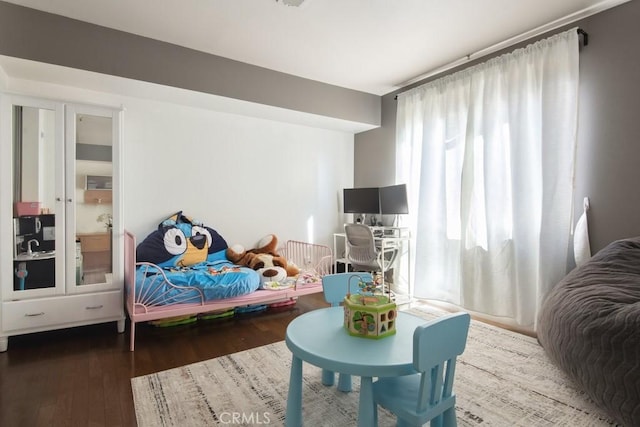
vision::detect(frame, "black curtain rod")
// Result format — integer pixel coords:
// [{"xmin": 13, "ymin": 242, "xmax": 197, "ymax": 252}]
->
[
  {"xmin": 394, "ymin": 27, "xmax": 589, "ymax": 100},
  {"xmin": 577, "ymin": 28, "xmax": 589, "ymax": 46}
]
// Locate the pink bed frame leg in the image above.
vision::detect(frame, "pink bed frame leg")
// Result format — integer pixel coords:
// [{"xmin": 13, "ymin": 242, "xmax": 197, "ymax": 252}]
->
[{"xmin": 130, "ymin": 321, "xmax": 136, "ymax": 352}]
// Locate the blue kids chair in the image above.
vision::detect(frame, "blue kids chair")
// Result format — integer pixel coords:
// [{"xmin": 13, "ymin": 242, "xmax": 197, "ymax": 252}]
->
[
  {"xmin": 321, "ymin": 272, "xmax": 373, "ymax": 392},
  {"xmin": 372, "ymin": 311, "xmax": 471, "ymax": 427}
]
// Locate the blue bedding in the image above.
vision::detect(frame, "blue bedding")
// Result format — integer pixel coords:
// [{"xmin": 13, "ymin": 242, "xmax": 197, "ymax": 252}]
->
[
  {"xmin": 136, "ymin": 258, "xmax": 260, "ymax": 303},
  {"xmin": 134, "ymin": 211, "xmax": 261, "ymax": 304}
]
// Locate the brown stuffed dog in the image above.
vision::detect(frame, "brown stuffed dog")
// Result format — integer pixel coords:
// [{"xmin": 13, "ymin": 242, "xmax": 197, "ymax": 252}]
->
[{"xmin": 226, "ymin": 234, "xmax": 300, "ymax": 277}]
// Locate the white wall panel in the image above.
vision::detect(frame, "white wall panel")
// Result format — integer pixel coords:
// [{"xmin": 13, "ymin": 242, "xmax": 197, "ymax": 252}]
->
[{"xmin": 123, "ymin": 97, "xmax": 354, "ymax": 248}]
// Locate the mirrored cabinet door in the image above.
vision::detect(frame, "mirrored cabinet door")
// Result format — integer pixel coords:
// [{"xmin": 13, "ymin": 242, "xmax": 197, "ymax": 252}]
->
[
  {"xmin": 1, "ymin": 95, "xmax": 65, "ymax": 300},
  {"xmin": 65, "ymin": 104, "xmax": 121, "ymax": 294},
  {"xmin": 1, "ymin": 95, "xmax": 122, "ymax": 300}
]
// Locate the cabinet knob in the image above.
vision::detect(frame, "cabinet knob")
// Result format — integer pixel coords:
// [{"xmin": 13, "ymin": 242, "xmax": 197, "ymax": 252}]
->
[{"xmin": 67, "ymin": 198, "xmax": 73, "ymax": 203}]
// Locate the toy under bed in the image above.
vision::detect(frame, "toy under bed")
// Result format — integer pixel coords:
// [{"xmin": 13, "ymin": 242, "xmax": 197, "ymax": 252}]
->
[{"xmin": 124, "ymin": 230, "xmax": 332, "ymax": 351}]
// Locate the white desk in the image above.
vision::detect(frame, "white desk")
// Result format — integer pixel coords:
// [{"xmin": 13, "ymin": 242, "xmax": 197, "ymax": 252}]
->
[{"xmin": 333, "ymin": 226, "xmax": 411, "ymax": 299}]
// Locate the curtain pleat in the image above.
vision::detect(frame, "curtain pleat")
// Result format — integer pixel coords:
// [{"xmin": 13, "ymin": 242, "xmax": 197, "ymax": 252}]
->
[{"xmin": 396, "ymin": 29, "xmax": 579, "ymax": 330}]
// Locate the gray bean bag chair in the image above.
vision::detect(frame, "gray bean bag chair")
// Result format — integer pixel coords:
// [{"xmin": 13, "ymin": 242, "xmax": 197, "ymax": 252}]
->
[{"xmin": 538, "ymin": 237, "xmax": 640, "ymax": 426}]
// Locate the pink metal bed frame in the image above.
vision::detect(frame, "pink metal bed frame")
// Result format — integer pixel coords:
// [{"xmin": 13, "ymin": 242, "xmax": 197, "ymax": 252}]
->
[{"xmin": 124, "ymin": 230, "xmax": 332, "ymax": 351}]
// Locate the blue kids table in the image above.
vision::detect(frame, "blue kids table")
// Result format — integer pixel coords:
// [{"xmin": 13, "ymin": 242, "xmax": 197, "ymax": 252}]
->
[{"xmin": 285, "ymin": 306, "xmax": 426, "ymax": 427}]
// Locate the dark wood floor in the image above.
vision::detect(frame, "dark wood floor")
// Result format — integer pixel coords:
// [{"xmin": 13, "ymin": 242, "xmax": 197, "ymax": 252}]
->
[{"xmin": 0, "ymin": 293, "xmax": 329, "ymax": 427}]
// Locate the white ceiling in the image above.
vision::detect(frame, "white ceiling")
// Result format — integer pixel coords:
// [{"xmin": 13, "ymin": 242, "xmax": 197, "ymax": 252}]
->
[{"xmin": 1, "ymin": 0, "xmax": 629, "ymax": 96}]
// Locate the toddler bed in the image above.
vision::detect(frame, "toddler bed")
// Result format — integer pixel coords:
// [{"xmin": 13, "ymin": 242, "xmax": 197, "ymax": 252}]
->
[{"xmin": 124, "ymin": 215, "xmax": 332, "ymax": 351}]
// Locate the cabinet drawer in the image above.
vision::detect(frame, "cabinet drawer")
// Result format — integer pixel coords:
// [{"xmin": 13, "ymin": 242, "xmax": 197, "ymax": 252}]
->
[
  {"xmin": 2, "ymin": 291, "xmax": 122, "ymax": 332},
  {"xmin": 78, "ymin": 233, "xmax": 111, "ymax": 252},
  {"xmin": 84, "ymin": 189, "xmax": 112, "ymax": 204}
]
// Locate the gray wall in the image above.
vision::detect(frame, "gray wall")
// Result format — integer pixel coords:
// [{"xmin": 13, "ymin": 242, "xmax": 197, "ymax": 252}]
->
[
  {"xmin": 356, "ymin": 0, "xmax": 640, "ymax": 252},
  {"xmin": 354, "ymin": 93, "xmax": 397, "ymax": 187},
  {"xmin": 0, "ymin": 1, "xmax": 380, "ymax": 128},
  {"xmin": 574, "ymin": 2, "xmax": 640, "ymax": 252}
]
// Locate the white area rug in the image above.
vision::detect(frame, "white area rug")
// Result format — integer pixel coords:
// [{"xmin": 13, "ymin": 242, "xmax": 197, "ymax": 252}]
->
[{"xmin": 132, "ymin": 306, "xmax": 619, "ymax": 426}]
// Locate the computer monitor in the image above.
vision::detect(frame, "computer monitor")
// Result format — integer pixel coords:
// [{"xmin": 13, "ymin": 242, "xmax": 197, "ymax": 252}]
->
[
  {"xmin": 379, "ymin": 184, "xmax": 409, "ymax": 215},
  {"xmin": 343, "ymin": 187, "xmax": 380, "ymax": 215}
]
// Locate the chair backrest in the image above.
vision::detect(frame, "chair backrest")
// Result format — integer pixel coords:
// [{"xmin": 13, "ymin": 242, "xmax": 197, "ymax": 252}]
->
[
  {"xmin": 321, "ymin": 272, "xmax": 374, "ymax": 306},
  {"xmin": 413, "ymin": 312, "xmax": 471, "ymax": 413},
  {"xmin": 344, "ymin": 224, "xmax": 379, "ymax": 268}
]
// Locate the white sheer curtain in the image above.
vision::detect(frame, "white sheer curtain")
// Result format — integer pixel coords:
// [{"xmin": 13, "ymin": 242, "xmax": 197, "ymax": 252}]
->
[{"xmin": 396, "ymin": 29, "xmax": 579, "ymax": 330}]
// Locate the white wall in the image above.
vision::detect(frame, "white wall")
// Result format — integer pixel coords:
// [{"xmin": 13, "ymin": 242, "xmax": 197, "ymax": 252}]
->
[
  {"xmin": 123, "ymin": 96, "xmax": 354, "ymax": 248},
  {"xmin": 6, "ymin": 76, "xmax": 355, "ymax": 250},
  {"xmin": 0, "ymin": 65, "xmax": 7, "ymax": 91}
]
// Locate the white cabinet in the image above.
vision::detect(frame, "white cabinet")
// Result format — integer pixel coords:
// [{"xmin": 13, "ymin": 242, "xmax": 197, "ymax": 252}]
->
[
  {"xmin": 2, "ymin": 291, "xmax": 122, "ymax": 332},
  {"xmin": 0, "ymin": 94, "xmax": 125, "ymax": 352}
]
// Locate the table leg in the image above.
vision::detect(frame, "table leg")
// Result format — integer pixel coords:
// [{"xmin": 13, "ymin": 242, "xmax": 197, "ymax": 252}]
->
[
  {"xmin": 337, "ymin": 373, "xmax": 352, "ymax": 392},
  {"xmin": 285, "ymin": 355, "xmax": 303, "ymax": 427},
  {"xmin": 321, "ymin": 368, "xmax": 335, "ymax": 386},
  {"xmin": 358, "ymin": 376, "xmax": 375, "ymax": 427}
]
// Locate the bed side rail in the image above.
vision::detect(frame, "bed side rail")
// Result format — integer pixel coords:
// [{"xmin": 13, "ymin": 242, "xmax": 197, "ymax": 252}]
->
[
  {"xmin": 124, "ymin": 230, "xmax": 205, "ymax": 314},
  {"xmin": 281, "ymin": 240, "xmax": 333, "ymax": 277},
  {"xmin": 124, "ymin": 230, "xmax": 137, "ymax": 308},
  {"xmin": 133, "ymin": 263, "xmax": 205, "ymax": 311}
]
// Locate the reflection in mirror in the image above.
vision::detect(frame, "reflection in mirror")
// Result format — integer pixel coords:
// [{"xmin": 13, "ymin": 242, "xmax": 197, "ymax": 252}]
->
[
  {"xmin": 12, "ymin": 105, "xmax": 57, "ymax": 291},
  {"xmin": 13, "ymin": 105, "xmax": 56, "ymax": 209},
  {"xmin": 75, "ymin": 113, "xmax": 113, "ymax": 286}
]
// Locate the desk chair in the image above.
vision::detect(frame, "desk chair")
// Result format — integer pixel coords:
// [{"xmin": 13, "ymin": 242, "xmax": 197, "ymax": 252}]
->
[
  {"xmin": 344, "ymin": 224, "xmax": 398, "ymax": 288},
  {"xmin": 372, "ymin": 312, "xmax": 471, "ymax": 427},
  {"xmin": 321, "ymin": 272, "xmax": 373, "ymax": 392}
]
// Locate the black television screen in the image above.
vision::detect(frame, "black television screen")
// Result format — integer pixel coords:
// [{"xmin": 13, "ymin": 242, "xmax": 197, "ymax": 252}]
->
[
  {"xmin": 343, "ymin": 187, "xmax": 380, "ymax": 214},
  {"xmin": 379, "ymin": 184, "xmax": 409, "ymax": 215}
]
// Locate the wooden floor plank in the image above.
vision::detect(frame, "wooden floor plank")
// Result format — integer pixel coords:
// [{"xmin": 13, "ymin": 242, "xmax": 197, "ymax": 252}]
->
[{"xmin": 0, "ymin": 293, "xmax": 328, "ymax": 426}]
